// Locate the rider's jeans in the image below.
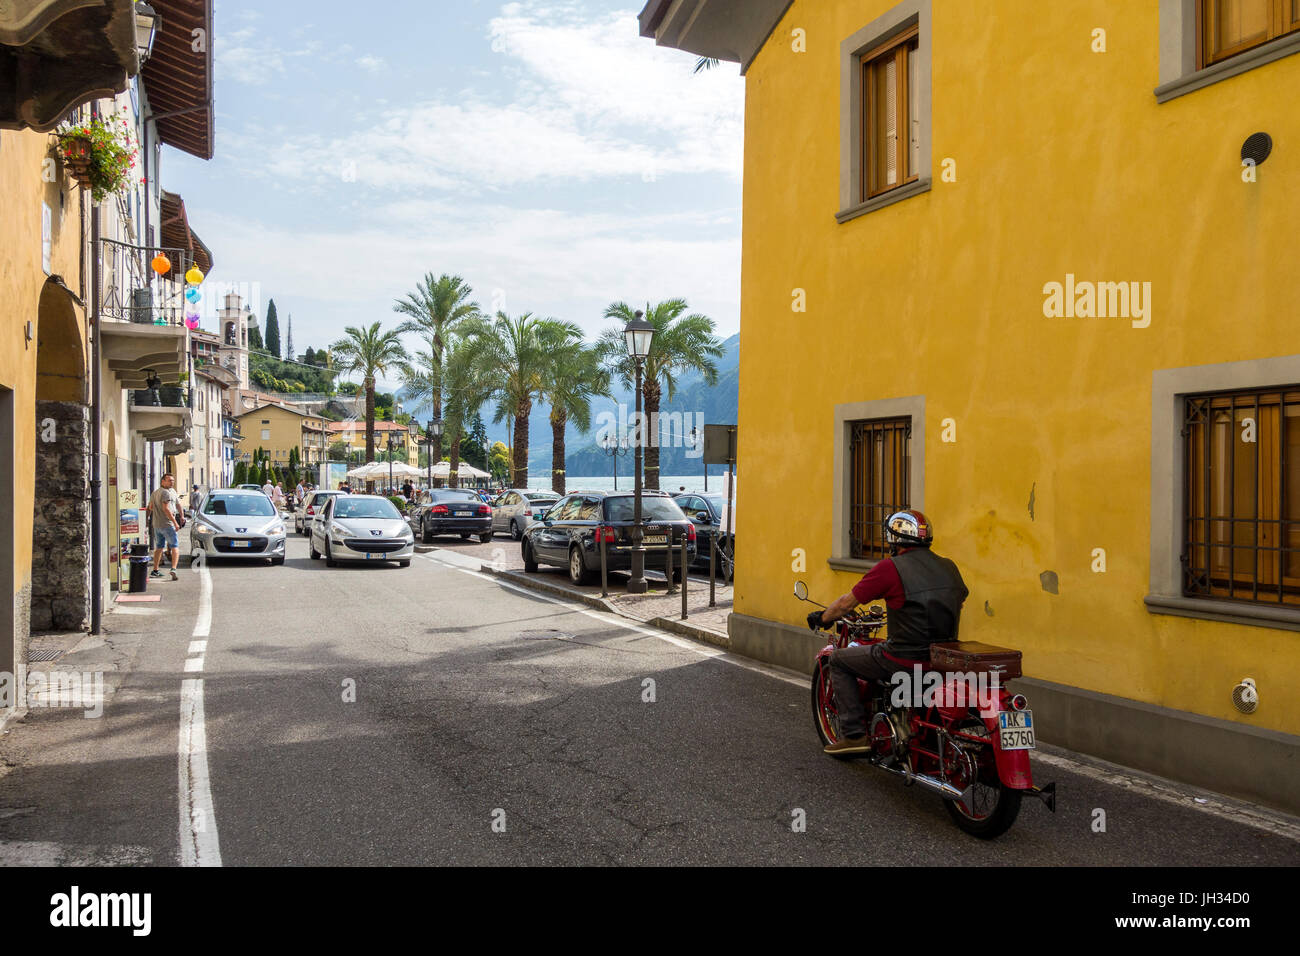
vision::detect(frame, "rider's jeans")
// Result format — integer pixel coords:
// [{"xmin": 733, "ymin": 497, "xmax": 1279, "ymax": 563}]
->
[{"xmin": 829, "ymin": 644, "xmax": 906, "ymax": 738}]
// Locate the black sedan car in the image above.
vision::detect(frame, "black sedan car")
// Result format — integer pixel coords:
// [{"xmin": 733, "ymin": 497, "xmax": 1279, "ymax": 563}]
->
[
  {"xmin": 409, "ymin": 488, "xmax": 494, "ymax": 543},
  {"xmin": 521, "ymin": 491, "xmax": 696, "ymax": 585},
  {"xmin": 670, "ymin": 491, "xmax": 735, "ymax": 578}
]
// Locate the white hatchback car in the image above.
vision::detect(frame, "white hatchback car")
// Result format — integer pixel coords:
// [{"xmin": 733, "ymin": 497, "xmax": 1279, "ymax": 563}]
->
[
  {"xmin": 309, "ymin": 494, "xmax": 414, "ymax": 567},
  {"xmin": 492, "ymin": 489, "xmax": 561, "ymax": 540}
]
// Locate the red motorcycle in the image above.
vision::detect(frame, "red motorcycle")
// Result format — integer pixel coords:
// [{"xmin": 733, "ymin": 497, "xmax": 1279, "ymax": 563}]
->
[{"xmin": 795, "ymin": 582, "xmax": 1055, "ymax": 838}]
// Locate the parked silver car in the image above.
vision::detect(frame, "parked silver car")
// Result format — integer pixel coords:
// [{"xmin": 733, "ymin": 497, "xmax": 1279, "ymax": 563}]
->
[
  {"xmin": 492, "ymin": 489, "xmax": 561, "ymax": 540},
  {"xmin": 295, "ymin": 489, "xmax": 343, "ymax": 534},
  {"xmin": 309, "ymin": 494, "xmax": 414, "ymax": 567},
  {"xmin": 189, "ymin": 489, "xmax": 287, "ymax": 565}
]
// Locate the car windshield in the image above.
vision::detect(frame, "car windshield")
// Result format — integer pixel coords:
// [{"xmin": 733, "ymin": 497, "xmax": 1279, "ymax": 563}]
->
[
  {"xmin": 604, "ymin": 497, "xmax": 686, "ymax": 522},
  {"xmin": 705, "ymin": 496, "xmax": 726, "ymax": 511},
  {"xmin": 435, "ymin": 491, "xmax": 481, "ymax": 502},
  {"xmin": 334, "ymin": 497, "xmax": 401, "ymax": 519},
  {"xmin": 204, "ymin": 493, "xmax": 275, "ymax": 517},
  {"xmin": 525, "ymin": 493, "xmax": 558, "ymax": 502}
]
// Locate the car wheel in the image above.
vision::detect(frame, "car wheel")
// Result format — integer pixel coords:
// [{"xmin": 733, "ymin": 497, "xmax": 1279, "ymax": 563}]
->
[
  {"xmin": 510, "ymin": 519, "xmax": 521, "ymax": 541},
  {"xmin": 421, "ymin": 518, "xmax": 432, "ymax": 544},
  {"xmin": 569, "ymin": 546, "xmax": 593, "ymax": 585},
  {"xmin": 460, "ymin": 532, "xmax": 472, "ymax": 540},
  {"xmin": 523, "ymin": 540, "xmax": 538, "ymax": 573},
  {"xmin": 480, "ymin": 531, "xmax": 494, "ymax": 544},
  {"xmin": 398, "ymin": 560, "xmax": 411, "ymax": 568},
  {"xmin": 309, "ymin": 541, "xmax": 320, "ymax": 560},
  {"xmin": 272, "ymin": 555, "xmax": 285, "ymax": 566},
  {"xmin": 325, "ymin": 542, "xmax": 337, "ymax": 568}
]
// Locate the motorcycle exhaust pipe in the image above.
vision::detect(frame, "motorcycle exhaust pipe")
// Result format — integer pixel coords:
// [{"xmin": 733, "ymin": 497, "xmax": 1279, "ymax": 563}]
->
[{"xmin": 872, "ymin": 760, "xmax": 969, "ymax": 801}]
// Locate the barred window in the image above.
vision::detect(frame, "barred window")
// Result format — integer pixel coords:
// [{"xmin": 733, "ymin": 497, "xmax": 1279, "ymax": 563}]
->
[
  {"xmin": 1183, "ymin": 388, "xmax": 1300, "ymax": 605},
  {"xmin": 850, "ymin": 418, "xmax": 911, "ymax": 559}
]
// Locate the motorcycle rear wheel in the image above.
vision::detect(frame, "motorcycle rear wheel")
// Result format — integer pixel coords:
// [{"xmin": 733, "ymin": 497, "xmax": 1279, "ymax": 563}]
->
[{"xmin": 942, "ymin": 718, "xmax": 1022, "ymax": 839}]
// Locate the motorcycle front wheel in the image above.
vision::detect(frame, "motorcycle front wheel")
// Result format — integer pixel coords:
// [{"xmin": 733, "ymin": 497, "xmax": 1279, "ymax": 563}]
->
[
  {"xmin": 811, "ymin": 661, "xmax": 843, "ymax": 752},
  {"xmin": 942, "ymin": 718, "xmax": 1022, "ymax": 839}
]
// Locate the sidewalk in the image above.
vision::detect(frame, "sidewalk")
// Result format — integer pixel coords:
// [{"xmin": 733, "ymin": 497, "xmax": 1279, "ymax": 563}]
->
[{"xmin": 474, "ymin": 557, "xmax": 733, "ymax": 650}]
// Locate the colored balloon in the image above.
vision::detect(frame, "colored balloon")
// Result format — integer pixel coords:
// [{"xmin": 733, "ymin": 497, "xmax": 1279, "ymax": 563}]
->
[
  {"xmin": 185, "ymin": 287, "xmax": 201, "ymax": 303},
  {"xmin": 151, "ymin": 254, "xmax": 171, "ymax": 275},
  {"xmin": 185, "ymin": 266, "xmax": 204, "ymax": 285}
]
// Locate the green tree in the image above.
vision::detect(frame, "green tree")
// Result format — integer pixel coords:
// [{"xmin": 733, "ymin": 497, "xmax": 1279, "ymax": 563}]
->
[
  {"xmin": 304, "ymin": 346, "xmax": 316, "ymax": 366},
  {"xmin": 265, "ymin": 300, "xmax": 281, "ymax": 360},
  {"xmin": 694, "ymin": 56, "xmax": 719, "ymax": 73},
  {"xmin": 460, "ymin": 311, "xmax": 569, "ymax": 488},
  {"xmin": 328, "ymin": 439, "xmax": 348, "ymax": 461},
  {"xmin": 329, "ymin": 322, "xmax": 411, "ymax": 467},
  {"xmin": 539, "ymin": 327, "xmax": 609, "ymax": 495},
  {"xmin": 233, "ymin": 461, "xmax": 247, "ymax": 485},
  {"xmin": 248, "ymin": 322, "xmax": 263, "ymax": 351},
  {"xmin": 598, "ymin": 300, "xmax": 723, "ymax": 490},
  {"xmin": 488, "ymin": 441, "xmax": 511, "ymax": 484},
  {"xmin": 463, "ymin": 413, "xmax": 490, "ymax": 470},
  {"xmin": 393, "ymin": 274, "xmax": 481, "ymax": 465}
]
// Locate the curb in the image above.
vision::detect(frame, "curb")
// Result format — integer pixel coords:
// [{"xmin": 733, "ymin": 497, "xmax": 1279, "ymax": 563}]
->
[{"xmin": 477, "ymin": 564, "xmax": 730, "ymax": 649}]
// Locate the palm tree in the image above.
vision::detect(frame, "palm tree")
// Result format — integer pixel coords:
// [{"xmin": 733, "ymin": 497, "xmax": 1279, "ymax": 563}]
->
[
  {"xmin": 441, "ymin": 337, "xmax": 496, "ymax": 488},
  {"xmin": 694, "ymin": 56, "xmax": 719, "ymax": 73},
  {"xmin": 329, "ymin": 322, "xmax": 411, "ymax": 467},
  {"xmin": 460, "ymin": 311, "xmax": 570, "ymax": 488},
  {"xmin": 539, "ymin": 326, "xmax": 610, "ymax": 495},
  {"xmin": 393, "ymin": 274, "xmax": 481, "ymax": 461},
  {"xmin": 598, "ymin": 300, "xmax": 723, "ymax": 491}
]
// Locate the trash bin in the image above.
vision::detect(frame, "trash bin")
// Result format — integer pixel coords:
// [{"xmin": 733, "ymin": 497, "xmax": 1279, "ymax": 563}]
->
[{"xmin": 128, "ymin": 543, "xmax": 151, "ymax": 593}]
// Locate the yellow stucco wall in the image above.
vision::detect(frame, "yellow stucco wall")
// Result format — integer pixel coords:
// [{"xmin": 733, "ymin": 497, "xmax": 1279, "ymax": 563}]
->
[
  {"xmin": 737, "ymin": 0, "xmax": 1300, "ymax": 733},
  {"xmin": 0, "ymin": 126, "xmax": 90, "ymax": 610},
  {"xmin": 237, "ymin": 406, "xmax": 325, "ymax": 466}
]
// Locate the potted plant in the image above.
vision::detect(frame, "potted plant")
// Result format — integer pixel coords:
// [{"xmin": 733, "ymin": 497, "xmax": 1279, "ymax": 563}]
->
[{"xmin": 54, "ymin": 114, "xmax": 137, "ymax": 203}]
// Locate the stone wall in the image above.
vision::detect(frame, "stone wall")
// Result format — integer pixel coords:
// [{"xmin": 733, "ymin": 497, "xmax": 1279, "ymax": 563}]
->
[{"xmin": 30, "ymin": 401, "xmax": 90, "ymax": 632}]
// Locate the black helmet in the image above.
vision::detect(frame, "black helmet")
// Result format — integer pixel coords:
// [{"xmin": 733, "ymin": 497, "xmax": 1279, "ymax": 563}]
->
[{"xmin": 884, "ymin": 510, "xmax": 934, "ymax": 552}]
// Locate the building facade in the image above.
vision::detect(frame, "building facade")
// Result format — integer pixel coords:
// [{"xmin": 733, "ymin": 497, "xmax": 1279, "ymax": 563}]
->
[{"xmin": 642, "ymin": 0, "xmax": 1300, "ymax": 812}]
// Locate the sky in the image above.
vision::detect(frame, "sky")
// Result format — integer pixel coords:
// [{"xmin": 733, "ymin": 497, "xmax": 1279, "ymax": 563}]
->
[{"xmin": 164, "ymin": 0, "xmax": 744, "ymax": 395}]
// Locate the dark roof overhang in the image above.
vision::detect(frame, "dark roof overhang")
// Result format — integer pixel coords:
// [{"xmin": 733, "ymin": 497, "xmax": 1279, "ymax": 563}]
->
[
  {"xmin": 141, "ymin": 0, "xmax": 212, "ymax": 159},
  {"xmin": 160, "ymin": 188, "xmax": 213, "ymax": 273},
  {"xmin": 0, "ymin": 0, "xmax": 137, "ymax": 131}
]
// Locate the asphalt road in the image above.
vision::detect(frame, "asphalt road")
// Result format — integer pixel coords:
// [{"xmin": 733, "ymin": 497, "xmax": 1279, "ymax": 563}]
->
[{"xmin": 1, "ymin": 534, "xmax": 1297, "ymax": 866}]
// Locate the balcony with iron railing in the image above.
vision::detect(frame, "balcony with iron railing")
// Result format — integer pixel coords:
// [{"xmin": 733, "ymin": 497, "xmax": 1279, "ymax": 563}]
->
[{"xmin": 99, "ymin": 239, "xmax": 196, "ymax": 327}]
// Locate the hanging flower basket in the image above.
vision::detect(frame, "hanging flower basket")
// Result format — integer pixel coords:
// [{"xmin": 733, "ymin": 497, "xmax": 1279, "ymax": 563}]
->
[{"xmin": 54, "ymin": 115, "xmax": 138, "ymax": 204}]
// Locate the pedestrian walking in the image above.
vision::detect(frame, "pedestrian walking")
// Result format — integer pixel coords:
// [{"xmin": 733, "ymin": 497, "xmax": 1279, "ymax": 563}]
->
[
  {"xmin": 148, "ymin": 472, "xmax": 182, "ymax": 581},
  {"xmin": 273, "ymin": 482, "xmax": 287, "ymax": 512},
  {"xmin": 295, "ymin": 479, "xmax": 306, "ymax": 506},
  {"xmin": 262, "ymin": 477, "xmax": 273, "ymax": 498}
]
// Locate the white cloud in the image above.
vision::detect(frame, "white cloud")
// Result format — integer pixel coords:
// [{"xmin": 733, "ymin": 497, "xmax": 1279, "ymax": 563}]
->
[{"xmin": 355, "ymin": 55, "xmax": 387, "ymax": 73}]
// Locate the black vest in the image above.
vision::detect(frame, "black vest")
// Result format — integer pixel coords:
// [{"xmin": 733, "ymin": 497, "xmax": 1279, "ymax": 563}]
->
[{"xmin": 886, "ymin": 548, "xmax": 969, "ymax": 659}]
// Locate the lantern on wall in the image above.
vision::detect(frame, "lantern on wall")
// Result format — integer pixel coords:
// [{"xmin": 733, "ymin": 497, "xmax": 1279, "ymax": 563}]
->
[{"xmin": 151, "ymin": 253, "xmax": 171, "ymax": 275}]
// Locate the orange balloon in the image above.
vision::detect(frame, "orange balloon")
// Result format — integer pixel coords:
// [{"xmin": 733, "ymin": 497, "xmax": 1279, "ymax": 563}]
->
[{"xmin": 151, "ymin": 253, "xmax": 171, "ymax": 275}]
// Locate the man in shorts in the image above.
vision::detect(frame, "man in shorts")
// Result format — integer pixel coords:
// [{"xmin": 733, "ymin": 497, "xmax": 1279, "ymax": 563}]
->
[{"xmin": 149, "ymin": 473, "xmax": 182, "ymax": 580}]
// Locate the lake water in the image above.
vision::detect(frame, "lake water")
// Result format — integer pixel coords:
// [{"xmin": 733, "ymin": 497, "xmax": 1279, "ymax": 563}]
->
[{"xmin": 520, "ymin": 473, "xmax": 736, "ymax": 498}]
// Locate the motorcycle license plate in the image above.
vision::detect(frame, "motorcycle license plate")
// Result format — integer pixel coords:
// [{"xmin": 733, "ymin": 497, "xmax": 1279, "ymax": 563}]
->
[{"xmin": 998, "ymin": 710, "xmax": 1035, "ymax": 750}]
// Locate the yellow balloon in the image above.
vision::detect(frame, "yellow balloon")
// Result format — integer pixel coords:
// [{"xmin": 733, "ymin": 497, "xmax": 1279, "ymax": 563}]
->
[{"xmin": 185, "ymin": 265, "xmax": 205, "ymax": 285}]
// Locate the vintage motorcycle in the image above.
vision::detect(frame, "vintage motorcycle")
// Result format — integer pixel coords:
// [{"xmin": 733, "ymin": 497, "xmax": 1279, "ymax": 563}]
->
[{"xmin": 795, "ymin": 582, "xmax": 1055, "ymax": 838}]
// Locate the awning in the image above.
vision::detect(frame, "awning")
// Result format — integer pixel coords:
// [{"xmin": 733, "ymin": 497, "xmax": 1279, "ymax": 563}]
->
[
  {"xmin": 160, "ymin": 190, "xmax": 214, "ymax": 273},
  {"xmin": 638, "ymin": 0, "xmax": 793, "ymax": 73},
  {"xmin": 141, "ymin": 0, "xmax": 213, "ymax": 159},
  {"xmin": 0, "ymin": 0, "xmax": 138, "ymax": 131}
]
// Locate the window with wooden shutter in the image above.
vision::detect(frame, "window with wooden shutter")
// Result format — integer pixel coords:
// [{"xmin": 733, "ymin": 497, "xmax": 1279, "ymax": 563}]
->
[
  {"xmin": 1183, "ymin": 387, "xmax": 1300, "ymax": 605},
  {"xmin": 861, "ymin": 28, "xmax": 920, "ymax": 201},
  {"xmin": 1201, "ymin": 0, "xmax": 1300, "ymax": 66}
]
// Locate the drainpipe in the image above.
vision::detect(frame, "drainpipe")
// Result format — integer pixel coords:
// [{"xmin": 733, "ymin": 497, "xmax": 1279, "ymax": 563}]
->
[{"xmin": 89, "ymin": 202, "xmax": 103, "ymax": 636}]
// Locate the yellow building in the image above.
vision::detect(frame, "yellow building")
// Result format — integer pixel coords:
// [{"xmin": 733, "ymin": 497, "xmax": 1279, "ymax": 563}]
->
[
  {"xmin": 643, "ymin": 0, "xmax": 1300, "ymax": 812},
  {"xmin": 326, "ymin": 419, "xmax": 419, "ymax": 467},
  {"xmin": 236, "ymin": 404, "xmax": 327, "ymax": 472}
]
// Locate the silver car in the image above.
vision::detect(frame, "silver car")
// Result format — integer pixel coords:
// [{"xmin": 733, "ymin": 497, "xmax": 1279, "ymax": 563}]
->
[
  {"xmin": 492, "ymin": 489, "xmax": 561, "ymax": 540},
  {"xmin": 189, "ymin": 489, "xmax": 287, "ymax": 565},
  {"xmin": 295, "ymin": 489, "xmax": 342, "ymax": 534},
  {"xmin": 309, "ymin": 494, "xmax": 414, "ymax": 567}
]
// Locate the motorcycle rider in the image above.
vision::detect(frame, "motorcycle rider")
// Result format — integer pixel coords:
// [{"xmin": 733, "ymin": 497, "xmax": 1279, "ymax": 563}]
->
[{"xmin": 808, "ymin": 510, "xmax": 968, "ymax": 755}]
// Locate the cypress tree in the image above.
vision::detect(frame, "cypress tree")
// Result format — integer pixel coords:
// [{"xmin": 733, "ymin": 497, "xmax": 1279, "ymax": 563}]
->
[{"xmin": 265, "ymin": 300, "xmax": 281, "ymax": 359}]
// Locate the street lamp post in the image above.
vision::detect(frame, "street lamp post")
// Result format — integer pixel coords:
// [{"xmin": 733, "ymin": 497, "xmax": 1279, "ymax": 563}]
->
[
  {"xmin": 600, "ymin": 433, "xmax": 630, "ymax": 491},
  {"xmin": 387, "ymin": 433, "xmax": 396, "ymax": 495},
  {"xmin": 690, "ymin": 426, "xmax": 707, "ymax": 492},
  {"xmin": 623, "ymin": 310, "xmax": 655, "ymax": 595}
]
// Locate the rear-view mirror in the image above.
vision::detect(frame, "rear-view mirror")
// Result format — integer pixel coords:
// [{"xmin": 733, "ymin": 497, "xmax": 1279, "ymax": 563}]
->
[{"xmin": 794, "ymin": 581, "xmax": 809, "ymax": 601}]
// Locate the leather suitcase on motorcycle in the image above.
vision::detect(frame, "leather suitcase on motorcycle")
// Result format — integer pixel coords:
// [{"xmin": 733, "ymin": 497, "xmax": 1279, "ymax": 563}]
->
[{"xmin": 930, "ymin": 642, "xmax": 1022, "ymax": 679}]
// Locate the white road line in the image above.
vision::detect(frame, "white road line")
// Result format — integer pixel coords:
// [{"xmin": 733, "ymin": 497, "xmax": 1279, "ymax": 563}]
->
[
  {"xmin": 183, "ymin": 657, "xmax": 204, "ymax": 672},
  {"xmin": 421, "ymin": 552, "xmax": 1300, "ymax": 838},
  {"xmin": 178, "ymin": 560, "xmax": 221, "ymax": 866},
  {"xmin": 187, "ymin": 640, "xmax": 207, "ymax": 654}
]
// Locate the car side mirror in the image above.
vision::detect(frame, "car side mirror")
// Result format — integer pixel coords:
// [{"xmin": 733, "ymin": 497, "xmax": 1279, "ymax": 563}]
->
[{"xmin": 695, "ymin": 511, "xmax": 710, "ymax": 522}]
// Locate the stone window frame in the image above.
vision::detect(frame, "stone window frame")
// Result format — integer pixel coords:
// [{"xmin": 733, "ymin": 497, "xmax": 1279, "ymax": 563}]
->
[
  {"xmin": 830, "ymin": 395, "xmax": 926, "ymax": 572},
  {"xmin": 837, "ymin": 0, "xmax": 933, "ymax": 224},
  {"xmin": 1146, "ymin": 353, "xmax": 1300, "ymax": 631},
  {"xmin": 1156, "ymin": 0, "xmax": 1300, "ymax": 102}
]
